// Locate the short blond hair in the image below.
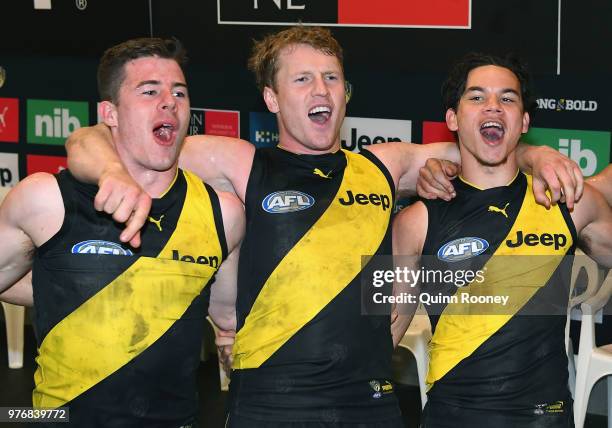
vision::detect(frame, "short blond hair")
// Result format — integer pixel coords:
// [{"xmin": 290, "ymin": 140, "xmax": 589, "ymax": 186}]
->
[{"xmin": 248, "ymin": 26, "xmax": 343, "ymax": 92}]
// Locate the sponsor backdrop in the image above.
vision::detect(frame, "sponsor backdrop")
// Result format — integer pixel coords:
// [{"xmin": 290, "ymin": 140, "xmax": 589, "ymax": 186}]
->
[
  {"xmin": 1, "ymin": 0, "xmax": 609, "ymax": 190},
  {"xmin": 0, "ymin": 0, "xmax": 610, "ymax": 348}
]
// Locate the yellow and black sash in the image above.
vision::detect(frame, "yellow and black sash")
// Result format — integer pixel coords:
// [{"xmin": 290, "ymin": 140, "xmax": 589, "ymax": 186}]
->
[
  {"xmin": 233, "ymin": 150, "xmax": 392, "ymax": 369},
  {"xmin": 33, "ymin": 170, "xmax": 223, "ymax": 408},
  {"xmin": 426, "ymin": 175, "xmax": 573, "ymax": 389}
]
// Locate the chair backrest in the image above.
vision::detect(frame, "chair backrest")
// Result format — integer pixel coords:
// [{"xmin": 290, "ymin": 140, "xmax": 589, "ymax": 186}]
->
[
  {"xmin": 578, "ymin": 270, "xmax": 612, "ymax": 353},
  {"xmin": 566, "ymin": 251, "xmax": 601, "ymax": 352}
]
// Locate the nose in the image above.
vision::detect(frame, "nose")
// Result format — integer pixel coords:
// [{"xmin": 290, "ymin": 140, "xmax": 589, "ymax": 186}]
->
[
  {"xmin": 159, "ymin": 89, "xmax": 176, "ymax": 111},
  {"xmin": 484, "ymin": 97, "xmax": 502, "ymax": 113},
  {"xmin": 311, "ymin": 75, "xmax": 329, "ymax": 97}
]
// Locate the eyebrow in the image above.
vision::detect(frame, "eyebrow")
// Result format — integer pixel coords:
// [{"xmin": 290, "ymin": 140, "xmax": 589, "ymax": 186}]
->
[
  {"xmin": 135, "ymin": 80, "xmax": 188, "ymax": 89},
  {"xmin": 465, "ymin": 86, "xmax": 520, "ymax": 96}
]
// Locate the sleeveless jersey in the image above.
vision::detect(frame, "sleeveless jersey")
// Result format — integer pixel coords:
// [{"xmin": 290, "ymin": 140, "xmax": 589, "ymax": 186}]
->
[
  {"xmin": 31, "ymin": 169, "xmax": 227, "ymax": 427},
  {"xmin": 421, "ymin": 172, "xmax": 577, "ymax": 415},
  {"xmin": 230, "ymin": 147, "xmax": 400, "ymax": 423}
]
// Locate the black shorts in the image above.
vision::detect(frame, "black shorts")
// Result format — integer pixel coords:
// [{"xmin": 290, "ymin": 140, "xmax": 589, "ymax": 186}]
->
[
  {"xmin": 225, "ymin": 413, "xmax": 405, "ymax": 428},
  {"xmin": 421, "ymin": 400, "xmax": 574, "ymax": 428}
]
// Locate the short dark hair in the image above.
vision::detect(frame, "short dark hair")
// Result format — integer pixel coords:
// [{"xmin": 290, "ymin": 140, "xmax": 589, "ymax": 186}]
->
[
  {"xmin": 441, "ymin": 52, "xmax": 536, "ymax": 116},
  {"xmin": 97, "ymin": 37, "xmax": 188, "ymax": 103},
  {"xmin": 248, "ymin": 26, "xmax": 344, "ymax": 92}
]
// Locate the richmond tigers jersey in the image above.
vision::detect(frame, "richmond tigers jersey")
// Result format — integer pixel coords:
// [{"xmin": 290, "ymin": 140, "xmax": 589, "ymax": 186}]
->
[
  {"xmin": 421, "ymin": 172, "xmax": 577, "ymax": 413},
  {"xmin": 229, "ymin": 147, "xmax": 400, "ymax": 422},
  {"xmin": 32, "ymin": 169, "xmax": 227, "ymax": 427}
]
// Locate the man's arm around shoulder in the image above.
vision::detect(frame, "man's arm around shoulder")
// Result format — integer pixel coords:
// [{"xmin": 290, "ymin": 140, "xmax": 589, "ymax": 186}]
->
[
  {"xmin": 180, "ymin": 135, "xmax": 255, "ymax": 202},
  {"xmin": 366, "ymin": 142, "xmax": 459, "ymax": 198}
]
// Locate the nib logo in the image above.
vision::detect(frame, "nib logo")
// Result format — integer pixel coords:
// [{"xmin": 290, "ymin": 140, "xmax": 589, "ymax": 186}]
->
[
  {"xmin": 523, "ymin": 127, "xmax": 610, "ymax": 177},
  {"xmin": 558, "ymin": 139, "xmax": 597, "ymax": 176},
  {"xmin": 27, "ymin": 99, "xmax": 88, "ymax": 145}
]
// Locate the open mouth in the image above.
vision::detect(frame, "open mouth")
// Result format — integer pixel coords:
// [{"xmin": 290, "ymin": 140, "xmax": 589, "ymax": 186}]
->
[
  {"xmin": 480, "ymin": 121, "xmax": 504, "ymax": 143},
  {"xmin": 308, "ymin": 105, "xmax": 331, "ymax": 124},
  {"xmin": 153, "ymin": 123, "xmax": 176, "ymax": 144}
]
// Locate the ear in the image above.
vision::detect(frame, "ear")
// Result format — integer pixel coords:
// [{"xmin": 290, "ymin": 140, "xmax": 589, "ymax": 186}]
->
[
  {"xmin": 98, "ymin": 101, "xmax": 118, "ymax": 127},
  {"xmin": 263, "ymin": 86, "xmax": 279, "ymax": 113},
  {"xmin": 445, "ymin": 108, "xmax": 458, "ymax": 132},
  {"xmin": 521, "ymin": 112, "xmax": 530, "ymax": 134}
]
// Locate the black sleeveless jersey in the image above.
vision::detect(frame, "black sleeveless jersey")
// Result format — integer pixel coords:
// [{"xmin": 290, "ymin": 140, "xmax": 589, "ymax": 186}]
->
[
  {"xmin": 421, "ymin": 172, "xmax": 577, "ymax": 414},
  {"xmin": 31, "ymin": 169, "xmax": 227, "ymax": 427},
  {"xmin": 230, "ymin": 147, "xmax": 400, "ymax": 422}
]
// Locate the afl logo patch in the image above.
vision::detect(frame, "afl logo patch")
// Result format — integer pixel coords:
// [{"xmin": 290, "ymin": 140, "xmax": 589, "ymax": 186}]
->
[
  {"xmin": 437, "ymin": 237, "xmax": 489, "ymax": 262},
  {"xmin": 262, "ymin": 190, "xmax": 315, "ymax": 214},
  {"xmin": 72, "ymin": 240, "xmax": 134, "ymax": 256}
]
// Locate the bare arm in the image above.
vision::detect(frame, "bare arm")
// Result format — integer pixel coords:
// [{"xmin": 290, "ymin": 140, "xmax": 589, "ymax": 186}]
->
[
  {"xmin": 208, "ymin": 190, "xmax": 245, "ymax": 330},
  {"xmin": 0, "ymin": 174, "xmax": 63, "ymax": 297},
  {"xmin": 180, "ymin": 136, "xmax": 255, "ymax": 202},
  {"xmin": 206, "ymin": 191, "xmax": 245, "ymax": 370},
  {"xmin": 515, "ymin": 144, "xmax": 583, "ymax": 209},
  {"xmin": 366, "ymin": 142, "xmax": 460, "ymax": 198},
  {"xmin": 0, "ymin": 271, "xmax": 33, "ymax": 306},
  {"xmin": 587, "ymin": 164, "xmax": 612, "ymax": 206},
  {"xmin": 391, "ymin": 201, "xmax": 428, "ymax": 347},
  {"xmin": 571, "ymin": 184, "xmax": 612, "ymax": 268}
]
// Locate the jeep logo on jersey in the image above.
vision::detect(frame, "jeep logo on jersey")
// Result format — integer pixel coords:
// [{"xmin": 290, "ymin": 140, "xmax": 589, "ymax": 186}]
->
[
  {"xmin": 262, "ymin": 190, "xmax": 315, "ymax": 214},
  {"xmin": 437, "ymin": 237, "xmax": 489, "ymax": 262},
  {"xmin": 172, "ymin": 250, "xmax": 219, "ymax": 267},
  {"xmin": 337, "ymin": 190, "xmax": 391, "ymax": 211},
  {"xmin": 506, "ymin": 231, "xmax": 567, "ymax": 250},
  {"xmin": 71, "ymin": 240, "xmax": 134, "ymax": 256}
]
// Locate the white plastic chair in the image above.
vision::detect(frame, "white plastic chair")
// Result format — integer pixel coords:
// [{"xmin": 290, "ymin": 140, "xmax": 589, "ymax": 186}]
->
[
  {"xmin": 573, "ymin": 269, "xmax": 612, "ymax": 428},
  {"xmin": 205, "ymin": 317, "xmax": 230, "ymax": 392},
  {"xmin": 566, "ymin": 251, "xmax": 601, "ymax": 397},
  {"xmin": 1, "ymin": 302, "xmax": 25, "ymax": 369},
  {"xmin": 397, "ymin": 304, "xmax": 432, "ymax": 408}
]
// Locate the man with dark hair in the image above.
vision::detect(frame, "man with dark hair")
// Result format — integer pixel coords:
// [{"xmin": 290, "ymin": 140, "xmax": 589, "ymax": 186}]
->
[
  {"xmin": 0, "ymin": 37, "xmax": 245, "ymax": 427},
  {"xmin": 64, "ymin": 27, "xmax": 581, "ymax": 427},
  {"xmin": 97, "ymin": 37, "xmax": 188, "ymax": 103},
  {"xmin": 393, "ymin": 52, "xmax": 612, "ymax": 427}
]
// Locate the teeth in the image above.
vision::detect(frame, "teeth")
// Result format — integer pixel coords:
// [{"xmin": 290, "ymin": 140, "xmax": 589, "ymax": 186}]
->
[
  {"xmin": 481, "ymin": 121, "xmax": 503, "ymax": 130},
  {"xmin": 308, "ymin": 106, "xmax": 331, "ymax": 115}
]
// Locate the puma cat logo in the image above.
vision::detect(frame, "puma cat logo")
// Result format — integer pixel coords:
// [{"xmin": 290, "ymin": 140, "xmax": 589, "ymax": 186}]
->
[
  {"xmin": 488, "ymin": 202, "xmax": 509, "ymax": 218},
  {"xmin": 148, "ymin": 214, "xmax": 164, "ymax": 231}
]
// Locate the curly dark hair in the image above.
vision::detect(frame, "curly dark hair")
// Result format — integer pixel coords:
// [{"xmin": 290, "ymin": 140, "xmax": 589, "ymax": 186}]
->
[
  {"xmin": 441, "ymin": 52, "xmax": 536, "ymax": 116},
  {"xmin": 97, "ymin": 37, "xmax": 188, "ymax": 103},
  {"xmin": 248, "ymin": 26, "xmax": 343, "ymax": 92}
]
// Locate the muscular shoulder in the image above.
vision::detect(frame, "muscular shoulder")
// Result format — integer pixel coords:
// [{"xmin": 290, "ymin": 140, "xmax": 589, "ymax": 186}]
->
[
  {"xmin": 215, "ymin": 190, "xmax": 245, "ymax": 253},
  {"xmin": 570, "ymin": 183, "xmax": 609, "ymax": 233},
  {"xmin": 393, "ymin": 201, "xmax": 428, "ymax": 255},
  {"xmin": 0, "ymin": 173, "xmax": 64, "ymax": 245}
]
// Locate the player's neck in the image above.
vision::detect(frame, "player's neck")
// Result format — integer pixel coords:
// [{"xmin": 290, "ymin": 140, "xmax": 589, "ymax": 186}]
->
[
  {"xmin": 277, "ymin": 133, "xmax": 341, "ymax": 155},
  {"xmin": 126, "ymin": 162, "xmax": 179, "ymax": 198},
  {"xmin": 460, "ymin": 155, "xmax": 519, "ymax": 190}
]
